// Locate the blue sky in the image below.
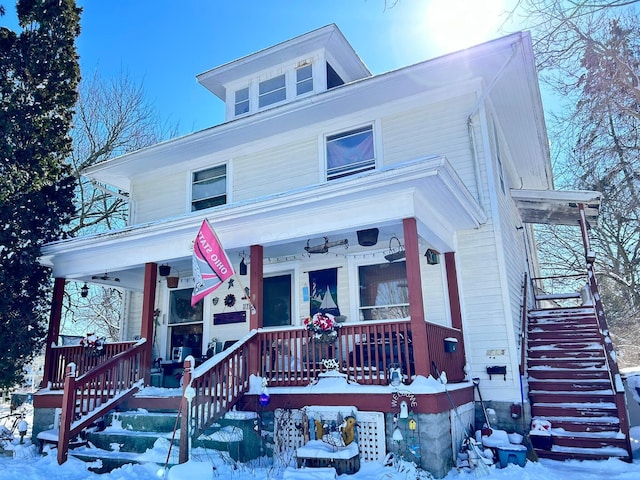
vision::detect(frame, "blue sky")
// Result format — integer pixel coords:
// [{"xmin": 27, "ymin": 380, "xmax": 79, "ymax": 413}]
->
[{"xmin": 3, "ymin": 0, "xmax": 520, "ymax": 135}]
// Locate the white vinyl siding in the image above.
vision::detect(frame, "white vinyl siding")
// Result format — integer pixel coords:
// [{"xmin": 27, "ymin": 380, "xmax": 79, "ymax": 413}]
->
[
  {"xmin": 131, "ymin": 171, "xmax": 187, "ymax": 224},
  {"xmin": 381, "ymin": 93, "xmax": 478, "ymax": 196},
  {"xmin": 233, "ymin": 138, "xmax": 318, "ymax": 201}
]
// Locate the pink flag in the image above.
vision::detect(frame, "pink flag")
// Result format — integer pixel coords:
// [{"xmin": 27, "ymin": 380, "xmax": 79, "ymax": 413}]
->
[{"xmin": 191, "ymin": 220, "xmax": 234, "ymax": 306}]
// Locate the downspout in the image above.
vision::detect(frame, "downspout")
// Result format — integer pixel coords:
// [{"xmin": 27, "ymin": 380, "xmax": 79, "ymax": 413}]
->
[{"xmin": 466, "ymin": 40, "xmax": 521, "ymax": 211}]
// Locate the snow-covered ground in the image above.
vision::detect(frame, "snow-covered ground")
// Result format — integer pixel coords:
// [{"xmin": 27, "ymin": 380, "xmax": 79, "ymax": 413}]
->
[{"xmin": 1, "ymin": 382, "xmax": 639, "ymax": 480}]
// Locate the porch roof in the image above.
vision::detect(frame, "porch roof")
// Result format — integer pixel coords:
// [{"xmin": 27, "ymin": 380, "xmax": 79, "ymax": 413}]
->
[
  {"xmin": 39, "ymin": 156, "xmax": 486, "ymax": 291},
  {"xmin": 510, "ymin": 189, "xmax": 601, "ymax": 226}
]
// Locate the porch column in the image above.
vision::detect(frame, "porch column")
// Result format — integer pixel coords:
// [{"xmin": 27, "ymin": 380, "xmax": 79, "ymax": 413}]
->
[
  {"xmin": 141, "ymin": 262, "xmax": 158, "ymax": 385},
  {"xmin": 248, "ymin": 244, "xmax": 263, "ymax": 377},
  {"xmin": 444, "ymin": 252, "xmax": 466, "ymax": 358},
  {"xmin": 444, "ymin": 252, "xmax": 463, "ymax": 330},
  {"xmin": 249, "ymin": 244, "xmax": 264, "ymax": 330},
  {"xmin": 403, "ymin": 218, "xmax": 430, "ymax": 377},
  {"xmin": 41, "ymin": 277, "xmax": 65, "ymax": 388}
]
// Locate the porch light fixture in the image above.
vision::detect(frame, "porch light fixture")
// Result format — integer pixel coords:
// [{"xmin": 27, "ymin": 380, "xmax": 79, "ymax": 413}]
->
[
  {"xmin": 384, "ymin": 236, "xmax": 405, "ymax": 263},
  {"xmin": 424, "ymin": 248, "xmax": 440, "ymax": 265},
  {"xmin": 304, "ymin": 236, "xmax": 348, "ymax": 254},
  {"xmin": 159, "ymin": 264, "xmax": 171, "ymax": 277},
  {"xmin": 80, "ymin": 283, "xmax": 89, "ymax": 298}
]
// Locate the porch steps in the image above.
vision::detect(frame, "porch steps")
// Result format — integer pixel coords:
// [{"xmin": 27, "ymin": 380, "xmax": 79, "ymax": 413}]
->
[
  {"xmin": 67, "ymin": 408, "xmax": 263, "ymax": 473},
  {"xmin": 526, "ymin": 306, "xmax": 631, "ymax": 462}
]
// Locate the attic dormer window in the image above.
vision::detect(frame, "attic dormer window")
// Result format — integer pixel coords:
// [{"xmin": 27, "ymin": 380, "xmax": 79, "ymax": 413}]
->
[
  {"xmin": 296, "ymin": 64, "xmax": 313, "ymax": 96},
  {"xmin": 259, "ymin": 74, "xmax": 286, "ymax": 108},
  {"xmin": 234, "ymin": 87, "xmax": 249, "ymax": 116}
]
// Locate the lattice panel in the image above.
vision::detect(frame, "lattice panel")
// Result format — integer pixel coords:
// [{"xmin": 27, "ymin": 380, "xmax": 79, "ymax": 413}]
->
[{"xmin": 274, "ymin": 406, "xmax": 386, "ymax": 462}]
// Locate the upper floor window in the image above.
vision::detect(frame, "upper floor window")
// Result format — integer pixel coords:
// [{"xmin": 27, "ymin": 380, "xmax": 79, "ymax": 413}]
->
[
  {"xmin": 192, "ymin": 165, "xmax": 227, "ymax": 211},
  {"xmin": 234, "ymin": 87, "xmax": 249, "ymax": 116},
  {"xmin": 259, "ymin": 74, "xmax": 286, "ymax": 108},
  {"xmin": 326, "ymin": 125, "xmax": 375, "ymax": 180},
  {"xmin": 296, "ymin": 64, "xmax": 313, "ymax": 96}
]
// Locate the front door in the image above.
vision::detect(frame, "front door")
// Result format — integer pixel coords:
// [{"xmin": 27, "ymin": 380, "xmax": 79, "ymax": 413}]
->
[{"xmin": 263, "ymin": 274, "xmax": 292, "ymax": 327}]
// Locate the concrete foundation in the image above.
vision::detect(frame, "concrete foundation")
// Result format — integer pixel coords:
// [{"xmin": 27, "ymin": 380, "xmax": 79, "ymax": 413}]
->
[
  {"xmin": 385, "ymin": 408, "xmax": 461, "ymax": 479},
  {"xmin": 32, "ymin": 407, "xmax": 57, "ymax": 449},
  {"xmin": 474, "ymin": 400, "xmax": 531, "ymax": 435}
]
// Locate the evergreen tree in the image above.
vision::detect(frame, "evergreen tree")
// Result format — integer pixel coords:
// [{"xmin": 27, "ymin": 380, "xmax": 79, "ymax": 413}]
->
[{"xmin": 0, "ymin": 0, "xmax": 80, "ymax": 388}]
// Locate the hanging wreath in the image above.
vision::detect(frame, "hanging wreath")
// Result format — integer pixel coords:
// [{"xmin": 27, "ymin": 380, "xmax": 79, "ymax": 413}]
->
[{"xmin": 224, "ymin": 294, "xmax": 236, "ymax": 307}]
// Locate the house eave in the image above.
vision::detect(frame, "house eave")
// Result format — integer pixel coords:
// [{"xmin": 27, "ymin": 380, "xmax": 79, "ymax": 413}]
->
[
  {"xmin": 511, "ymin": 188, "xmax": 601, "ymax": 226},
  {"xmin": 40, "ymin": 157, "xmax": 485, "ymax": 290},
  {"xmin": 82, "ymin": 31, "xmax": 549, "ymax": 193}
]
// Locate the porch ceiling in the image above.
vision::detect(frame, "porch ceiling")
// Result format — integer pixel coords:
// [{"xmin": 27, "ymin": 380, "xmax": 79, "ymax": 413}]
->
[
  {"xmin": 40, "ymin": 156, "xmax": 486, "ymax": 290},
  {"xmin": 510, "ymin": 189, "xmax": 601, "ymax": 226}
]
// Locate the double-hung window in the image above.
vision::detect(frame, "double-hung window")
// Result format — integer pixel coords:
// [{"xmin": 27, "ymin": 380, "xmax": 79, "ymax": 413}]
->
[
  {"xmin": 358, "ymin": 261, "xmax": 409, "ymax": 321},
  {"xmin": 326, "ymin": 125, "xmax": 375, "ymax": 180},
  {"xmin": 296, "ymin": 64, "xmax": 313, "ymax": 96},
  {"xmin": 258, "ymin": 74, "xmax": 286, "ymax": 108},
  {"xmin": 191, "ymin": 165, "xmax": 227, "ymax": 211},
  {"xmin": 234, "ymin": 87, "xmax": 249, "ymax": 116}
]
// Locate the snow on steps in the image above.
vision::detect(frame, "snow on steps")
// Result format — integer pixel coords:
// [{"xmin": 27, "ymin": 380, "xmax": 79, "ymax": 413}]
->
[{"xmin": 526, "ymin": 306, "xmax": 630, "ymax": 461}]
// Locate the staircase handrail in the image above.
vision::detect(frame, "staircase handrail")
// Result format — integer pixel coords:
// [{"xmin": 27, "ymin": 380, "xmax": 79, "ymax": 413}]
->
[
  {"xmin": 585, "ymin": 261, "xmax": 633, "ymax": 460},
  {"xmin": 178, "ymin": 330, "xmax": 259, "ymax": 463},
  {"xmin": 57, "ymin": 338, "xmax": 146, "ymax": 465},
  {"xmin": 520, "ymin": 273, "xmax": 528, "ymax": 376}
]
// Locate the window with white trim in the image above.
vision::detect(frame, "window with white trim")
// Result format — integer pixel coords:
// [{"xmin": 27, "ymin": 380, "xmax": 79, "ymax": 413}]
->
[
  {"xmin": 191, "ymin": 165, "xmax": 227, "ymax": 211},
  {"xmin": 234, "ymin": 87, "xmax": 249, "ymax": 116},
  {"xmin": 358, "ymin": 261, "xmax": 409, "ymax": 321},
  {"xmin": 258, "ymin": 74, "xmax": 286, "ymax": 108},
  {"xmin": 296, "ymin": 64, "xmax": 313, "ymax": 96},
  {"xmin": 326, "ymin": 125, "xmax": 375, "ymax": 180}
]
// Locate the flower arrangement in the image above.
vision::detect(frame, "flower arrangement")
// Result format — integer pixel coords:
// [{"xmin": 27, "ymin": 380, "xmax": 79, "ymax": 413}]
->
[
  {"xmin": 304, "ymin": 312, "xmax": 341, "ymax": 342},
  {"xmin": 80, "ymin": 333, "xmax": 105, "ymax": 356}
]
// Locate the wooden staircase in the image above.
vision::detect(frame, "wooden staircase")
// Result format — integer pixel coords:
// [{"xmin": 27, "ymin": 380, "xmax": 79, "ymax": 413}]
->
[{"xmin": 526, "ymin": 305, "xmax": 632, "ymax": 461}]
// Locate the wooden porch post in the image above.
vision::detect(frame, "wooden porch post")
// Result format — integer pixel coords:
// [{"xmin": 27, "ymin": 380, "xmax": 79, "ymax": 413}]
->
[
  {"xmin": 141, "ymin": 262, "xmax": 157, "ymax": 386},
  {"xmin": 248, "ymin": 245, "xmax": 263, "ymax": 377},
  {"xmin": 445, "ymin": 252, "xmax": 466, "ymax": 358},
  {"xmin": 249, "ymin": 244, "xmax": 264, "ymax": 330},
  {"xmin": 403, "ymin": 218, "xmax": 430, "ymax": 377},
  {"xmin": 444, "ymin": 252, "xmax": 463, "ymax": 331},
  {"xmin": 42, "ymin": 277, "xmax": 65, "ymax": 388}
]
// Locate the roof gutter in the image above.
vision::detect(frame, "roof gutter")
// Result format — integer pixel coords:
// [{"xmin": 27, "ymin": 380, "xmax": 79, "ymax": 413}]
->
[{"xmin": 466, "ymin": 39, "xmax": 522, "ymax": 212}]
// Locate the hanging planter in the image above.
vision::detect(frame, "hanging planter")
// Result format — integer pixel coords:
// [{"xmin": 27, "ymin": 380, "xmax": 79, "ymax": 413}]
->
[{"xmin": 166, "ymin": 276, "xmax": 179, "ymax": 288}]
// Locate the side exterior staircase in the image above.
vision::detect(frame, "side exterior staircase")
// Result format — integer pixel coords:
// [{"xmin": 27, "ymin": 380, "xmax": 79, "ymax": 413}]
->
[{"xmin": 526, "ymin": 305, "xmax": 633, "ymax": 461}]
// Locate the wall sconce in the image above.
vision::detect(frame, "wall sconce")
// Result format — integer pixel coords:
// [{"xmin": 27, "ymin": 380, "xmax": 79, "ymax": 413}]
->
[
  {"xmin": 384, "ymin": 236, "xmax": 405, "ymax": 262},
  {"xmin": 424, "ymin": 248, "xmax": 440, "ymax": 265},
  {"xmin": 80, "ymin": 283, "xmax": 89, "ymax": 298},
  {"xmin": 239, "ymin": 252, "xmax": 247, "ymax": 275},
  {"xmin": 159, "ymin": 264, "xmax": 171, "ymax": 277}
]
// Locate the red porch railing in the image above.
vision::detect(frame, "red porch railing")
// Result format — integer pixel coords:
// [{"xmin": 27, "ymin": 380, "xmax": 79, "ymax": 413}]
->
[
  {"xmin": 178, "ymin": 319, "xmax": 464, "ymax": 463},
  {"xmin": 57, "ymin": 339, "xmax": 146, "ymax": 465},
  {"xmin": 48, "ymin": 341, "xmax": 138, "ymax": 390},
  {"xmin": 259, "ymin": 319, "xmax": 465, "ymax": 387}
]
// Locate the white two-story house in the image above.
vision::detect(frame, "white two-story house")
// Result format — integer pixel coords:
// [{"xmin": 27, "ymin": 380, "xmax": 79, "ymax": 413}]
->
[{"xmin": 35, "ymin": 24, "xmax": 631, "ymax": 475}]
